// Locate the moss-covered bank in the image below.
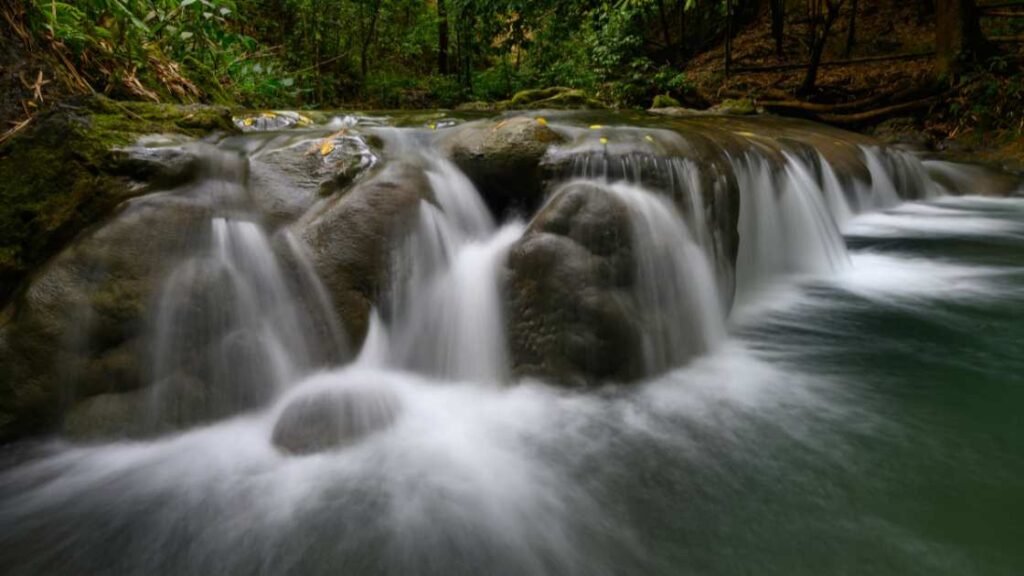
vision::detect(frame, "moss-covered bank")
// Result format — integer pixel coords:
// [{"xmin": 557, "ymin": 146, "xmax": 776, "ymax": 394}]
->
[{"xmin": 0, "ymin": 95, "xmax": 236, "ymax": 306}]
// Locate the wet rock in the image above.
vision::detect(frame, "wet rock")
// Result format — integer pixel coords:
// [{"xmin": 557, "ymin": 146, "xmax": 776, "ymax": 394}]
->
[
  {"xmin": 297, "ymin": 162, "xmax": 433, "ymax": 346},
  {"xmin": 272, "ymin": 385, "xmax": 401, "ymax": 455},
  {"xmin": 439, "ymin": 116, "xmax": 565, "ymax": 217},
  {"xmin": 234, "ymin": 111, "xmax": 313, "ymax": 132},
  {"xmin": 710, "ymin": 98, "xmax": 757, "ymax": 115},
  {"xmin": 505, "ymin": 182, "xmax": 643, "ymax": 386},
  {"xmin": 63, "ymin": 390, "xmax": 147, "ymax": 441},
  {"xmin": 0, "ymin": 196, "xmax": 209, "ymax": 441},
  {"xmin": 0, "ymin": 94, "xmax": 236, "ymax": 307}
]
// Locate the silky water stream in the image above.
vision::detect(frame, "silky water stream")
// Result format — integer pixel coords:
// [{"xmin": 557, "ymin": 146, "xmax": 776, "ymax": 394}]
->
[{"xmin": 1, "ymin": 113, "xmax": 1022, "ymax": 576}]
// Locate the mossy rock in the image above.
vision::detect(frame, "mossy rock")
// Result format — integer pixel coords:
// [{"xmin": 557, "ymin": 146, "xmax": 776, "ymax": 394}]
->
[
  {"xmin": 710, "ymin": 98, "xmax": 757, "ymax": 115},
  {"xmin": 499, "ymin": 87, "xmax": 606, "ymax": 110},
  {"xmin": 455, "ymin": 101, "xmax": 495, "ymax": 112},
  {"xmin": 652, "ymin": 94, "xmax": 681, "ymax": 108},
  {"xmin": 0, "ymin": 94, "xmax": 236, "ymax": 306}
]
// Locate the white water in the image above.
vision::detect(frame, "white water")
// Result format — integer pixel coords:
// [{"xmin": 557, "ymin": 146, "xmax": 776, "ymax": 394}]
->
[{"xmin": 4, "ymin": 117, "xmax": 1020, "ymax": 576}]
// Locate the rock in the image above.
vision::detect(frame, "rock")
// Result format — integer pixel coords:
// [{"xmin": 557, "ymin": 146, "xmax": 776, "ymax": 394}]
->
[
  {"xmin": 248, "ymin": 132, "xmax": 378, "ymax": 224},
  {"xmin": 234, "ymin": 110, "xmax": 313, "ymax": 132},
  {"xmin": 438, "ymin": 116, "xmax": 565, "ymax": 217},
  {"xmin": 647, "ymin": 106, "xmax": 703, "ymax": 117},
  {"xmin": 710, "ymin": 98, "xmax": 757, "ymax": 115},
  {"xmin": 455, "ymin": 101, "xmax": 495, "ymax": 112},
  {"xmin": 0, "ymin": 195, "xmax": 210, "ymax": 441},
  {"xmin": 63, "ymin": 390, "xmax": 147, "ymax": 441},
  {"xmin": 0, "ymin": 94, "xmax": 236, "ymax": 307},
  {"xmin": 505, "ymin": 182, "xmax": 644, "ymax": 386},
  {"xmin": 272, "ymin": 385, "xmax": 401, "ymax": 455},
  {"xmin": 297, "ymin": 162, "xmax": 433, "ymax": 346},
  {"xmin": 651, "ymin": 94, "xmax": 681, "ymax": 108}
]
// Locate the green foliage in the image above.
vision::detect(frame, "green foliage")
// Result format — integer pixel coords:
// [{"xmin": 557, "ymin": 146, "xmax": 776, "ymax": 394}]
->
[{"xmin": 24, "ymin": 0, "xmax": 736, "ymax": 109}]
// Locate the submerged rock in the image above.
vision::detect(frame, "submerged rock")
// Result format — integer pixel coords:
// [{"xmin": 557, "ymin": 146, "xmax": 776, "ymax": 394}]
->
[
  {"xmin": 439, "ymin": 116, "xmax": 565, "ymax": 217},
  {"xmin": 272, "ymin": 385, "xmax": 401, "ymax": 455}
]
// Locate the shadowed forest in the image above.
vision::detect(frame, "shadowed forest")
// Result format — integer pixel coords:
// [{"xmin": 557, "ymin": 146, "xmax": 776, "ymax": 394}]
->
[{"xmin": 2, "ymin": 0, "xmax": 1022, "ymax": 155}]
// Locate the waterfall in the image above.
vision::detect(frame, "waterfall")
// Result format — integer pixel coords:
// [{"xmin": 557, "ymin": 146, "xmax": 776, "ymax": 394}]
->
[
  {"xmin": 148, "ymin": 217, "xmax": 335, "ymax": 427},
  {"xmin": 606, "ymin": 182, "xmax": 726, "ymax": 373},
  {"xmin": 365, "ymin": 153, "xmax": 524, "ymax": 383},
  {"xmin": 732, "ymin": 152, "xmax": 851, "ymax": 307}
]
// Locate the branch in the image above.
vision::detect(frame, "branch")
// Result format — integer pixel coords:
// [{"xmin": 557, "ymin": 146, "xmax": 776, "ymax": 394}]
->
[{"xmin": 818, "ymin": 97, "xmax": 939, "ymax": 125}]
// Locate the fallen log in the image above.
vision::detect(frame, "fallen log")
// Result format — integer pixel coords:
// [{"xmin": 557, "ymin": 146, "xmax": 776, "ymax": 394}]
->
[
  {"xmin": 729, "ymin": 52, "xmax": 934, "ymax": 74},
  {"xmin": 818, "ymin": 97, "xmax": 939, "ymax": 125}
]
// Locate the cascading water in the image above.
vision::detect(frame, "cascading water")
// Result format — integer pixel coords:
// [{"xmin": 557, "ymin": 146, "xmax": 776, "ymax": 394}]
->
[{"xmin": 2, "ymin": 112, "xmax": 1022, "ymax": 576}]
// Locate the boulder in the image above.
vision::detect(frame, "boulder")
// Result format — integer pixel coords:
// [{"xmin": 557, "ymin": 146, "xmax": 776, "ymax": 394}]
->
[
  {"xmin": 63, "ymin": 390, "xmax": 147, "ymax": 441},
  {"xmin": 0, "ymin": 195, "xmax": 210, "ymax": 441},
  {"xmin": 297, "ymin": 162, "xmax": 434, "ymax": 346},
  {"xmin": 272, "ymin": 385, "xmax": 401, "ymax": 455},
  {"xmin": 0, "ymin": 94, "xmax": 236, "ymax": 307},
  {"xmin": 438, "ymin": 116, "xmax": 565, "ymax": 217},
  {"xmin": 504, "ymin": 182, "xmax": 644, "ymax": 386}
]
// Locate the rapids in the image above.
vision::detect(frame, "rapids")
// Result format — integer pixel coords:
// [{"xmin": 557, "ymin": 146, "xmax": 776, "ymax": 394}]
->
[{"xmin": 1, "ymin": 112, "xmax": 1022, "ymax": 575}]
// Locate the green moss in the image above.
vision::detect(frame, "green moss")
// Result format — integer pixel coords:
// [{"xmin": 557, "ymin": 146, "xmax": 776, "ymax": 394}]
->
[
  {"xmin": 499, "ymin": 87, "xmax": 606, "ymax": 110},
  {"xmin": 509, "ymin": 87, "xmax": 573, "ymax": 107},
  {"xmin": 652, "ymin": 94, "xmax": 681, "ymax": 108},
  {"xmin": 0, "ymin": 95, "xmax": 237, "ymax": 304},
  {"xmin": 712, "ymin": 98, "xmax": 756, "ymax": 115}
]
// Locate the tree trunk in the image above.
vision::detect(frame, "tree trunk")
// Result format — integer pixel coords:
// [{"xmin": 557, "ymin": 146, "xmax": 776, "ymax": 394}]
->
[
  {"xmin": 936, "ymin": 0, "xmax": 987, "ymax": 75},
  {"xmin": 771, "ymin": 0, "xmax": 785, "ymax": 57},
  {"xmin": 724, "ymin": 0, "xmax": 733, "ymax": 75},
  {"xmin": 360, "ymin": 0, "xmax": 382, "ymax": 79},
  {"xmin": 845, "ymin": 0, "xmax": 858, "ymax": 57},
  {"xmin": 799, "ymin": 0, "xmax": 843, "ymax": 95},
  {"xmin": 657, "ymin": 0, "xmax": 675, "ymax": 62},
  {"xmin": 438, "ymin": 0, "xmax": 449, "ymax": 74}
]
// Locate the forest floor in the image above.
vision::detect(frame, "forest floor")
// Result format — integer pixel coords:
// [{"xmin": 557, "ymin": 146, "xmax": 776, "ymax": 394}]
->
[{"xmin": 683, "ymin": 1, "xmax": 1024, "ymax": 170}]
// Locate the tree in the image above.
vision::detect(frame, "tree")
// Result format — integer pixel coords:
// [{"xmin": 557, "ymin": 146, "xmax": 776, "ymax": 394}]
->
[
  {"xmin": 770, "ymin": 0, "xmax": 785, "ymax": 57},
  {"xmin": 438, "ymin": 0, "xmax": 449, "ymax": 74},
  {"xmin": 935, "ymin": 0, "xmax": 986, "ymax": 75},
  {"xmin": 799, "ymin": 0, "xmax": 843, "ymax": 95},
  {"xmin": 844, "ymin": 0, "xmax": 857, "ymax": 57}
]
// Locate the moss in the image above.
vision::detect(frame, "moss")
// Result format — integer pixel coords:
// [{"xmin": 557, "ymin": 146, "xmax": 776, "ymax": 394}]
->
[
  {"xmin": 508, "ymin": 87, "xmax": 573, "ymax": 107},
  {"xmin": 712, "ymin": 98, "xmax": 757, "ymax": 115},
  {"xmin": 499, "ymin": 87, "xmax": 606, "ymax": 110},
  {"xmin": 652, "ymin": 94, "xmax": 681, "ymax": 108},
  {"xmin": 0, "ymin": 94, "xmax": 237, "ymax": 305}
]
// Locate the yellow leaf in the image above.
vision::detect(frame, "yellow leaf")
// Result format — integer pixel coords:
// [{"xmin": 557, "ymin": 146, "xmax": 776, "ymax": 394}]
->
[
  {"xmin": 243, "ymin": 118, "xmax": 254, "ymax": 127},
  {"xmin": 599, "ymin": 137, "xmax": 608, "ymax": 144},
  {"xmin": 589, "ymin": 124, "xmax": 603, "ymax": 130},
  {"xmin": 260, "ymin": 111, "xmax": 277, "ymax": 119},
  {"xmin": 320, "ymin": 141, "xmax": 335, "ymax": 156},
  {"xmin": 535, "ymin": 117, "xmax": 547, "ymax": 125},
  {"xmin": 644, "ymin": 134, "xmax": 655, "ymax": 142}
]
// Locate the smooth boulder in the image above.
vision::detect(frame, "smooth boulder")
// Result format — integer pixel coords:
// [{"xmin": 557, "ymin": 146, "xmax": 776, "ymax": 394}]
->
[
  {"xmin": 504, "ymin": 182, "xmax": 644, "ymax": 386},
  {"xmin": 272, "ymin": 385, "xmax": 401, "ymax": 455},
  {"xmin": 297, "ymin": 162, "xmax": 434, "ymax": 346},
  {"xmin": 438, "ymin": 116, "xmax": 565, "ymax": 218}
]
